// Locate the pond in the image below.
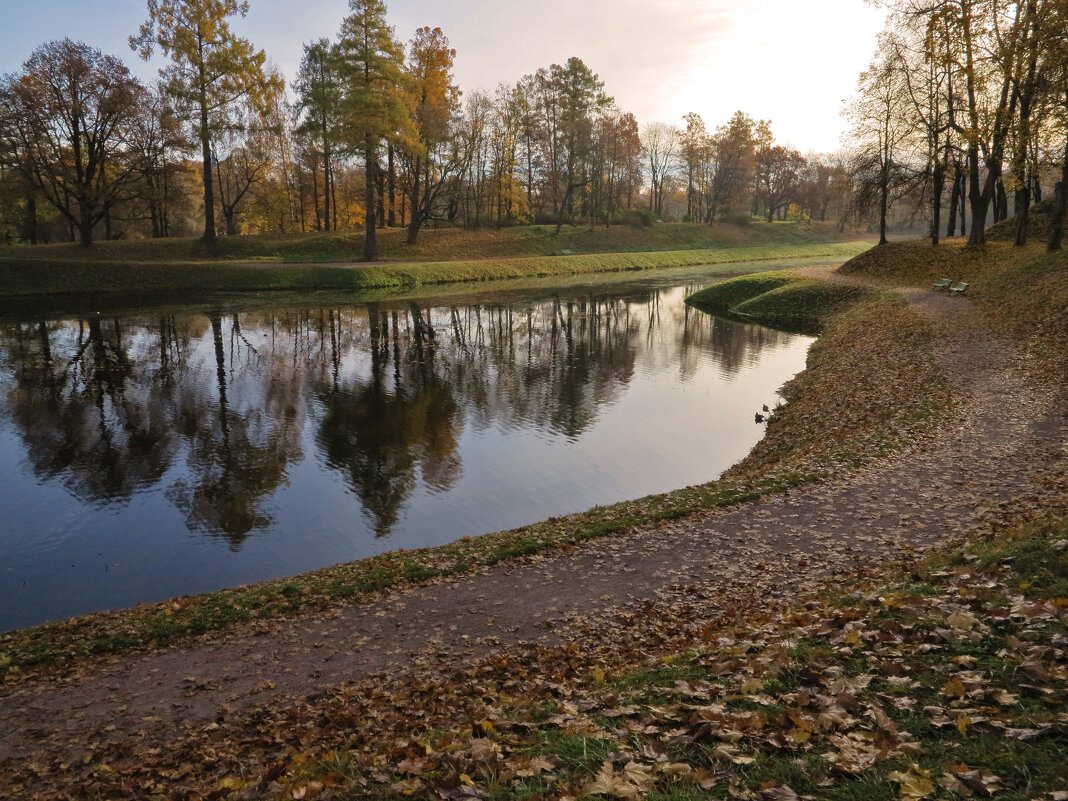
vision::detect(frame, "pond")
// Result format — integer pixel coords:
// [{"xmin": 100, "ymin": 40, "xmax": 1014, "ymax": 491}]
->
[{"xmin": 0, "ymin": 269, "xmax": 815, "ymax": 631}]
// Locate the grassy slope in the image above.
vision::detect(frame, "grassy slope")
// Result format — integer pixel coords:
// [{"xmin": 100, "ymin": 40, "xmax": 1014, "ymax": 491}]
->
[
  {"xmin": 0, "ymin": 241, "xmax": 872, "ymax": 299},
  {"xmin": 841, "ymin": 238, "xmax": 1068, "ymax": 377},
  {"xmin": 685, "ymin": 270, "xmax": 877, "ymax": 333},
  {"xmin": 0, "ymin": 222, "xmax": 869, "ymax": 298},
  {"xmin": 2, "ymin": 221, "xmax": 858, "ymax": 263}
]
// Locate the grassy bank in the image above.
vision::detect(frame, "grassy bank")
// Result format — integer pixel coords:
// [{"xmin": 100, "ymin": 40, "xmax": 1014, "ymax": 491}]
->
[
  {"xmin": 841, "ymin": 239, "xmax": 1068, "ymax": 377},
  {"xmin": 0, "ymin": 239, "xmax": 871, "ymax": 298},
  {"xmin": 0, "ymin": 259, "xmax": 951, "ymax": 681},
  {"xmin": 685, "ymin": 269, "xmax": 878, "ymax": 333},
  {"xmin": 2, "ymin": 221, "xmax": 859, "ymax": 265}
]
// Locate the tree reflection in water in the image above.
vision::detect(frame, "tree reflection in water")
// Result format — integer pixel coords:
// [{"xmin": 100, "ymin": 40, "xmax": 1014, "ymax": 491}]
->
[
  {"xmin": 0, "ymin": 283, "xmax": 798, "ymax": 545},
  {"xmin": 2, "ymin": 316, "xmax": 178, "ymax": 503}
]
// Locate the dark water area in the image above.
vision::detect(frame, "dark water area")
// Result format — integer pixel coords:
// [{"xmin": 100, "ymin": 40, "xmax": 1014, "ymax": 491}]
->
[{"xmin": 0, "ymin": 273, "xmax": 814, "ymax": 631}]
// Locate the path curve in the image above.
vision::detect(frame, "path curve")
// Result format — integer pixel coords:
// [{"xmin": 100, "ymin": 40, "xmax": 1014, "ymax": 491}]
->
[{"xmin": 2, "ymin": 270, "xmax": 1065, "ymax": 781}]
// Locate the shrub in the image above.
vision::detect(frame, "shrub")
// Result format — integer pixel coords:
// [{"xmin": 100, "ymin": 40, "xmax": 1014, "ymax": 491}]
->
[{"xmin": 621, "ymin": 208, "xmax": 657, "ymax": 228}]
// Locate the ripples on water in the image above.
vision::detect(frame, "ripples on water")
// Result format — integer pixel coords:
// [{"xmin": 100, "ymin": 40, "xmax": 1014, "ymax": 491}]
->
[{"xmin": 0, "ymin": 277, "xmax": 813, "ymax": 630}]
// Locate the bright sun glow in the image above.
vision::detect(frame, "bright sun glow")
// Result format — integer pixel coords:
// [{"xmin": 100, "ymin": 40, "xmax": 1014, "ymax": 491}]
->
[{"xmin": 1, "ymin": 0, "xmax": 887, "ymax": 153}]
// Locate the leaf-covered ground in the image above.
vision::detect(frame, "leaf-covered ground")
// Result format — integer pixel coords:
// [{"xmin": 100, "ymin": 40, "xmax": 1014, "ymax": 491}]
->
[{"xmin": 0, "ymin": 240, "xmax": 1065, "ymax": 800}]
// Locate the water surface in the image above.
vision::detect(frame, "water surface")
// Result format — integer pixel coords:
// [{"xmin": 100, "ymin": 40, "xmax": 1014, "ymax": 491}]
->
[{"xmin": 0, "ymin": 273, "xmax": 813, "ymax": 630}]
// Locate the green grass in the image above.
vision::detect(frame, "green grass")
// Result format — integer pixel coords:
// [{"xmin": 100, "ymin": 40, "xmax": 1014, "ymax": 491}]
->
[
  {"xmin": 0, "ymin": 240, "xmax": 872, "ymax": 298},
  {"xmin": 685, "ymin": 269, "xmax": 876, "ymax": 331},
  {"xmin": 4, "ymin": 221, "xmax": 861, "ymax": 264}
]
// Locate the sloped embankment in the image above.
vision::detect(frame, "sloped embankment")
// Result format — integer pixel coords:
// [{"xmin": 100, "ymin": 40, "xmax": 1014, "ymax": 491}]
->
[{"xmin": 685, "ymin": 269, "xmax": 876, "ymax": 333}]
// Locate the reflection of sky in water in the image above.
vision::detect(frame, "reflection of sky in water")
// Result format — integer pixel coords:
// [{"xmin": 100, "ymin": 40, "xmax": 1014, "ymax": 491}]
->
[{"xmin": 0, "ymin": 279, "xmax": 813, "ymax": 631}]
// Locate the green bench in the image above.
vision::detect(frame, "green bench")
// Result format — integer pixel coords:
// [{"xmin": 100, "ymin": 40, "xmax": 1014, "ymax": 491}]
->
[
  {"xmin": 933, "ymin": 277, "xmax": 952, "ymax": 290},
  {"xmin": 949, "ymin": 281, "xmax": 969, "ymax": 296}
]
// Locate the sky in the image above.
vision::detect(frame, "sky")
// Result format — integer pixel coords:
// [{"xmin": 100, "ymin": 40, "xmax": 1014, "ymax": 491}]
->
[{"xmin": 0, "ymin": 0, "xmax": 887, "ymax": 154}]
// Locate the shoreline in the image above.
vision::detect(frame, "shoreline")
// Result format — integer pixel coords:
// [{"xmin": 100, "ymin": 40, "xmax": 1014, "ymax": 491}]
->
[
  {"xmin": 0, "ymin": 248, "xmax": 945, "ymax": 675},
  {"xmin": 1, "ymin": 239, "xmax": 1064, "ymax": 799},
  {"xmin": 0, "ymin": 240, "xmax": 871, "ymax": 299}
]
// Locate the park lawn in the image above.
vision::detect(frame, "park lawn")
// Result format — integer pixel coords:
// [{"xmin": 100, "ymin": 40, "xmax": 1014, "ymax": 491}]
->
[
  {"xmin": 0, "ymin": 240, "xmax": 871, "ymax": 298},
  {"xmin": 1, "ymin": 220, "xmax": 861, "ymax": 264}
]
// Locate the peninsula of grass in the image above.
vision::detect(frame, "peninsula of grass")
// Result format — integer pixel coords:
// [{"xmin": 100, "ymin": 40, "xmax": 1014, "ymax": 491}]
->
[
  {"xmin": 0, "ymin": 222, "xmax": 870, "ymax": 299},
  {"xmin": 685, "ymin": 269, "xmax": 878, "ymax": 332}
]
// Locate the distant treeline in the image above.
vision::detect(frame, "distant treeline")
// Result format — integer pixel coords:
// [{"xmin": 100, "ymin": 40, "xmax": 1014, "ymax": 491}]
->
[
  {"xmin": 2, "ymin": 0, "xmax": 1064, "ymax": 253},
  {"xmin": 848, "ymin": 0, "xmax": 1068, "ymax": 250}
]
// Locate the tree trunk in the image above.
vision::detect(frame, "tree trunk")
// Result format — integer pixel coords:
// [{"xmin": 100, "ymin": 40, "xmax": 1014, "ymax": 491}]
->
[
  {"xmin": 995, "ymin": 176, "xmax": 1008, "ymax": 222},
  {"xmin": 363, "ymin": 142, "xmax": 377, "ymax": 261},
  {"xmin": 967, "ymin": 147, "xmax": 987, "ymax": 245},
  {"xmin": 1048, "ymin": 130, "xmax": 1068, "ymax": 252},
  {"xmin": 946, "ymin": 169, "xmax": 960, "ymax": 238},
  {"xmin": 78, "ymin": 203, "xmax": 94, "ymax": 247},
  {"xmin": 958, "ymin": 172, "xmax": 967, "ymax": 234},
  {"xmin": 323, "ymin": 155, "xmax": 331, "ymax": 232},
  {"xmin": 1049, "ymin": 181, "xmax": 1065, "ymax": 252},
  {"xmin": 407, "ymin": 156, "xmax": 422, "ymax": 246},
  {"xmin": 24, "ymin": 192, "xmax": 37, "ymax": 245},
  {"xmin": 387, "ymin": 144, "xmax": 396, "ymax": 227},
  {"xmin": 224, "ymin": 209, "xmax": 238, "ymax": 236},
  {"xmin": 376, "ymin": 168, "xmax": 386, "ymax": 228},
  {"xmin": 930, "ymin": 160, "xmax": 945, "ymax": 246},
  {"xmin": 1013, "ymin": 185, "xmax": 1031, "ymax": 247},
  {"xmin": 201, "ymin": 129, "xmax": 216, "ymax": 243},
  {"xmin": 331, "ymin": 171, "xmax": 338, "ymax": 232},
  {"xmin": 311, "ymin": 163, "xmax": 321, "ymax": 231},
  {"xmin": 878, "ymin": 166, "xmax": 889, "ymax": 246}
]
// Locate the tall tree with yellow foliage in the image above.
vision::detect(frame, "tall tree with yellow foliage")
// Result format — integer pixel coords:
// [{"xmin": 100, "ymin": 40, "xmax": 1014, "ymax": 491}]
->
[
  {"xmin": 403, "ymin": 26, "xmax": 461, "ymax": 245},
  {"xmin": 130, "ymin": 0, "xmax": 282, "ymax": 243},
  {"xmin": 335, "ymin": 0, "xmax": 415, "ymax": 261}
]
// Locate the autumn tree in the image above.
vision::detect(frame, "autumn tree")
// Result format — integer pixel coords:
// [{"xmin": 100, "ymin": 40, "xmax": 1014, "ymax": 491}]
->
[
  {"xmin": 294, "ymin": 39, "xmax": 343, "ymax": 232},
  {"xmin": 1046, "ymin": 0, "xmax": 1068, "ymax": 250},
  {"xmin": 335, "ymin": 0, "xmax": 414, "ymax": 261},
  {"xmin": 641, "ymin": 122, "xmax": 677, "ymax": 217},
  {"xmin": 127, "ymin": 83, "xmax": 190, "ymax": 238},
  {"xmin": 456, "ymin": 91, "xmax": 492, "ymax": 227},
  {"xmin": 711, "ymin": 112, "xmax": 759, "ymax": 220},
  {"xmin": 679, "ymin": 113, "xmax": 712, "ymax": 222},
  {"xmin": 592, "ymin": 111, "xmax": 642, "ymax": 223},
  {"xmin": 884, "ymin": 10, "xmax": 958, "ymax": 245},
  {"xmin": 0, "ymin": 39, "xmax": 145, "ymax": 245},
  {"xmin": 213, "ymin": 97, "xmax": 277, "ymax": 235},
  {"xmin": 849, "ymin": 46, "xmax": 912, "ymax": 245},
  {"xmin": 403, "ymin": 26, "xmax": 461, "ymax": 245},
  {"xmin": 536, "ymin": 58, "xmax": 611, "ymax": 234},
  {"xmin": 755, "ymin": 143, "xmax": 807, "ymax": 221},
  {"xmin": 490, "ymin": 83, "xmax": 530, "ymax": 224},
  {"xmin": 131, "ymin": 0, "xmax": 282, "ymax": 243}
]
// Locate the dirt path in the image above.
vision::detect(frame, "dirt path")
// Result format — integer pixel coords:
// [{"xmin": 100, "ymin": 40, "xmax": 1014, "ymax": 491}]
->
[{"xmin": 2, "ymin": 271, "xmax": 1065, "ymax": 782}]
